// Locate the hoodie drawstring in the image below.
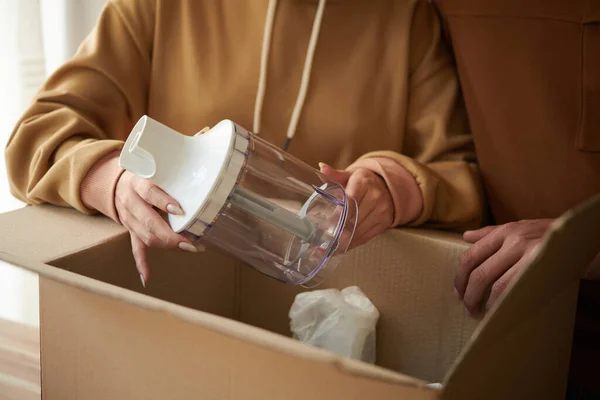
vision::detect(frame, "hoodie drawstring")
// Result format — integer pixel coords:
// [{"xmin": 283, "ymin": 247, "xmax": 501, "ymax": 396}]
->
[{"xmin": 253, "ymin": 0, "xmax": 327, "ymax": 151}]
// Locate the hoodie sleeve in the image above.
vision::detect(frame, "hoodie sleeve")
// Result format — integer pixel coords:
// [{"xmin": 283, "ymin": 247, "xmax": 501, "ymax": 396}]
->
[
  {"xmin": 355, "ymin": 0, "xmax": 484, "ymax": 231},
  {"xmin": 4, "ymin": 0, "xmax": 154, "ymax": 220}
]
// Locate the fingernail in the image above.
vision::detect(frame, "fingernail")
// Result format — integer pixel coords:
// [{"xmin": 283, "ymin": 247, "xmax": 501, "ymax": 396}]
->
[
  {"xmin": 179, "ymin": 242, "xmax": 198, "ymax": 252},
  {"xmin": 139, "ymin": 273, "xmax": 146, "ymax": 288},
  {"xmin": 194, "ymin": 126, "xmax": 211, "ymax": 136},
  {"xmin": 318, "ymin": 162, "xmax": 326, "ymax": 170},
  {"xmin": 167, "ymin": 204, "xmax": 184, "ymax": 215}
]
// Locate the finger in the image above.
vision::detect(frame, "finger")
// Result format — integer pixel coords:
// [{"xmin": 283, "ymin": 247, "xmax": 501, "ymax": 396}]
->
[
  {"xmin": 131, "ymin": 233, "xmax": 150, "ymax": 286},
  {"xmin": 344, "ymin": 173, "xmax": 369, "ymax": 206},
  {"xmin": 115, "ymin": 204, "xmax": 136, "ymax": 229},
  {"xmin": 351, "ymin": 195, "xmax": 381, "ymax": 247},
  {"xmin": 133, "ymin": 178, "xmax": 184, "ymax": 216},
  {"xmin": 127, "ymin": 195, "xmax": 197, "ymax": 251},
  {"xmin": 194, "ymin": 126, "xmax": 211, "ymax": 136},
  {"xmin": 348, "ymin": 172, "xmax": 392, "ymax": 245},
  {"xmin": 319, "ymin": 163, "xmax": 352, "ymax": 186},
  {"xmin": 358, "ymin": 181, "xmax": 393, "ymax": 223},
  {"xmin": 350, "ymin": 222, "xmax": 385, "ymax": 249},
  {"xmin": 463, "ymin": 245, "xmax": 522, "ymax": 317},
  {"xmin": 463, "ymin": 225, "xmax": 498, "ymax": 243},
  {"xmin": 485, "ymin": 250, "xmax": 535, "ymax": 312},
  {"xmin": 351, "ymin": 217, "xmax": 377, "ymax": 249},
  {"xmin": 355, "ymin": 193, "xmax": 378, "ymax": 227},
  {"xmin": 456, "ymin": 230, "xmax": 506, "ymax": 297},
  {"xmin": 126, "ymin": 214, "xmax": 163, "ymax": 249}
]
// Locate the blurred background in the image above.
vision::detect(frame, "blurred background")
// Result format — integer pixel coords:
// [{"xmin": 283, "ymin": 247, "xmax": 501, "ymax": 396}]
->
[{"xmin": 0, "ymin": 0, "xmax": 105, "ymax": 327}]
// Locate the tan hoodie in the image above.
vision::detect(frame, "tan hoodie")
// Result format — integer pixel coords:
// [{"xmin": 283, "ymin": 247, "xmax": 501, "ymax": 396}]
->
[
  {"xmin": 435, "ymin": 0, "xmax": 600, "ymax": 391},
  {"xmin": 5, "ymin": 0, "xmax": 483, "ymax": 230}
]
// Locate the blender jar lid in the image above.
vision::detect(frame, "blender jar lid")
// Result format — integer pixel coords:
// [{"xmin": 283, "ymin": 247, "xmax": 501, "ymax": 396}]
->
[{"xmin": 119, "ymin": 116, "xmax": 248, "ymax": 235}]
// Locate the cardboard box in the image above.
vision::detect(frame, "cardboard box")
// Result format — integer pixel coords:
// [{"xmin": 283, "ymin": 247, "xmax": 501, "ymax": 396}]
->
[{"xmin": 0, "ymin": 194, "xmax": 599, "ymax": 400}]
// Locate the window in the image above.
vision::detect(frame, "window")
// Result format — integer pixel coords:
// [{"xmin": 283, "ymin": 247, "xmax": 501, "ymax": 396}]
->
[{"xmin": 0, "ymin": 0, "xmax": 105, "ymax": 327}]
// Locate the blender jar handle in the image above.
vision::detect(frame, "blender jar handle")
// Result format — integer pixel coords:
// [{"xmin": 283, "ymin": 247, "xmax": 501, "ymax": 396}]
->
[{"xmin": 119, "ymin": 115, "xmax": 188, "ymax": 189}]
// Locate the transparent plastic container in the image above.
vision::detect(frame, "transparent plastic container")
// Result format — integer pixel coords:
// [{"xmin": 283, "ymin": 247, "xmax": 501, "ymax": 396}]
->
[{"xmin": 119, "ymin": 116, "xmax": 357, "ymax": 287}]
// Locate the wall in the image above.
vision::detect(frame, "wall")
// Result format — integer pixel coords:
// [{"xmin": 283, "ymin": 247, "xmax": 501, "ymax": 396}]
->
[{"xmin": 0, "ymin": 0, "xmax": 106, "ymax": 327}]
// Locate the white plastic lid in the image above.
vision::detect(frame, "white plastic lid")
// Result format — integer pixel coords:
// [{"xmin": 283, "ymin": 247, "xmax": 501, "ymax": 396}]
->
[{"xmin": 119, "ymin": 116, "xmax": 248, "ymax": 234}]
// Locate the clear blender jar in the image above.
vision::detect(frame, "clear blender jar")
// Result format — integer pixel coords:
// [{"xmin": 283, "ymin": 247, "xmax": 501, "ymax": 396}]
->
[{"xmin": 119, "ymin": 116, "xmax": 358, "ymax": 288}]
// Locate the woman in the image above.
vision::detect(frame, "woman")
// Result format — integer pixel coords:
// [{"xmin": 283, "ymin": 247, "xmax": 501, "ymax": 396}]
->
[{"xmin": 6, "ymin": 0, "xmax": 483, "ymax": 285}]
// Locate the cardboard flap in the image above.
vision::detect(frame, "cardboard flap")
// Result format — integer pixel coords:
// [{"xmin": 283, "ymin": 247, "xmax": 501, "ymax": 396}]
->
[
  {"xmin": 0, "ymin": 205, "xmax": 125, "ymax": 263},
  {"xmin": 444, "ymin": 193, "xmax": 600, "ymax": 399}
]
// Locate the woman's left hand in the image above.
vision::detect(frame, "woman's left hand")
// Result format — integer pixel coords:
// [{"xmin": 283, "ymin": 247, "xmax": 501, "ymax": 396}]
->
[{"xmin": 319, "ymin": 163, "xmax": 394, "ymax": 249}]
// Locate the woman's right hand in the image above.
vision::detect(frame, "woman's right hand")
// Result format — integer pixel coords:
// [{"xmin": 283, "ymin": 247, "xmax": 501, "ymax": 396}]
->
[{"xmin": 115, "ymin": 171, "xmax": 203, "ymax": 287}]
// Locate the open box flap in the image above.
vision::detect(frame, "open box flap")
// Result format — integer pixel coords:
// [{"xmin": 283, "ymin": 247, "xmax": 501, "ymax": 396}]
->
[
  {"xmin": 0, "ymin": 205, "xmax": 125, "ymax": 263},
  {"xmin": 0, "ymin": 207, "xmax": 433, "ymax": 392},
  {"xmin": 444, "ymin": 193, "xmax": 600, "ymax": 399}
]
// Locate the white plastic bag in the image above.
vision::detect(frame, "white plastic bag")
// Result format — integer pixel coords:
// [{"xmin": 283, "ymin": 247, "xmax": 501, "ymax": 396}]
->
[{"xmin": 289, "ymin": 286, "xmax": 380, "ymax": 363}]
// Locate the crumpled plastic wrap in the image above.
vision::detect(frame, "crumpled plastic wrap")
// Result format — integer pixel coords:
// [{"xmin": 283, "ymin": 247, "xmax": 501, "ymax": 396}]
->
[{"xmin": 289, "ymin": 286, "xmax": 380, "ymax": 363}]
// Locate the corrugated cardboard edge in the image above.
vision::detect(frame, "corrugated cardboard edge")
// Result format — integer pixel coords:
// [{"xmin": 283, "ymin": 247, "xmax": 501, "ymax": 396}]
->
[
  {"xmin": 0, "ymin": 205, "xmax": 127, "ymax": 264},
  {"xmin": 0, "ymin": 248, "xmax": 435, "ymax": 392},
  {"xmin": 442, "ymin": 193, "xmax": 600, "ymax": 394}
]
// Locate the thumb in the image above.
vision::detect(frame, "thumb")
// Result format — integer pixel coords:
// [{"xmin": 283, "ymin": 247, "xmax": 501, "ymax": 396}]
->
[{"xmin": 319, "ymin": 163, "xmax": 352, "ymax": 186}]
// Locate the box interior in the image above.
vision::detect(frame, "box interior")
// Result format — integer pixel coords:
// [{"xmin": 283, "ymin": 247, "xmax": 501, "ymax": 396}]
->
[{"xmin": 49, "ymin": 226, "xmax": 478, "ymax": 384}]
